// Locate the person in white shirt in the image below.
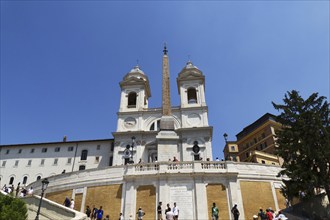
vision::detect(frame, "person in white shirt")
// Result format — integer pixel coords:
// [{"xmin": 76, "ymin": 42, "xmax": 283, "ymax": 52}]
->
[
  {"xmin": 173, "ymin": 202, "xmax": 179, "ymax": 220},
  {"xmin": 70, "ymin": 199, "xmax": 75, "ymax": 209},
  {"xmin": 166, "ymin": 208, "xmax": 174, "ymax": 220}
]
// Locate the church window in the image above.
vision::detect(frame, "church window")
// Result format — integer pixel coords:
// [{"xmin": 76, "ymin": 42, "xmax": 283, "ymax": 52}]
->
[
  {"xmin": 6, "ymin": 149, "xmax": 9, "ymax": 154},
  {"xmin": 9, "ymin": 177, "xmax": 14, "ymax": 185},
  {"xmin": 2, "ymin": 161, "xmax": 6, "ymax": 167},
  {"xmin": 36, "ymin": 176, "xmax": 41, "ymax": 181},
  {"xmin": 149, "ymin": 119, "xmax": 161, "ymax": 131},
  {"xmin": 81, "ymin": 150, "xmax": 88, "ymax": 160},
  {"xmin": 187, "ymin": 87, "xmax": 197, "ymax": 104},
  {"xmin": 18, "ymin": 149, "xmax": 22, "ymax": 154},
  {"xmin": 40, "ymin": 159, "xmax": 45, "ymax": 165},
  {"xmin": 23, "ymin": 176, "xmax": 28, "ymax": 185},
  {"xmin": 14, "ymin": 160, "xmax": 19, "ymax": 167},
  {"xmin": 42, "ymin": 148, "xmax": 47, "ymax": 153},
  {"xmin": 79, "ymin": 165, "xmax": 86, "ymax": 170},
  {"xmin": 128, "ymin": 92, "xmax": 137, "ymax": 108},
  {"xmin": 31, "ymin": 149, "xmax": 35, "ymax": 153},
  {"xmin": 55, "ymin": 147, "xmax": 60, "ymax": 152},
  {"xmin": 27, "ymin": 160, "xmax": 32, "ymax": 166},
  {"xmin": 68, "ymin": 146, "xmax": 74, "ymax": 151},
  {"xmin": 53, "ymin": 158, "xmax": 58, "ymax": 165},
  {"xmin": 67, "ymin": 158, "xmax": 72, "ymax": 164},
  {"xmin": 97, "ymin": 145, "xmax": 101, "ymax": 150}
]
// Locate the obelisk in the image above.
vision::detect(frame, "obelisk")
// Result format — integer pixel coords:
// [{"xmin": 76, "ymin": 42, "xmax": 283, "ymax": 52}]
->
[
  {"xmin": 157, "ymin": 44, "xmax": 179, "ymax": 162},
  {"xmin": 160, "ymin": 44, "xmax": 175, "ymax": 130}
]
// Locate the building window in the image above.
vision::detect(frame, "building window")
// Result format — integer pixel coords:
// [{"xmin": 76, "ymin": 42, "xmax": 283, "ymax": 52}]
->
[
  {"xmin": 27, "ymin": 160, "xmax": 32, "ymax": 166},
  {"xmin": 9, "ymin": 177, "xmax": 14, "ymax": 185},
  {"xmin": 18, "ymin": 149, "xmax": 22, "ymax": 154},
  {"xmin": 95, "ymin": 156, "xmax": 100, "ymax": 163},
  {"xmin": 54, "ymin": 158, "xmax": 58, "ymax": 165},
  {"xmin": 254, "ymin": 138, "xmax": 257, "ymax": 144},
  {"xmin": 109, "ymin": 156, "xmax": 113, "ymax": 166},
  {"xmin": 79, "ymin": 165, "xmax": 86, "ymax": 171},
  {"xmin": 55, "ymin": 147, "xmax": 60, "ymax": 152},
  {"xmin": 97, "ymin": 145, "xmax": 101, "ymax": 150},
  {"xmin": 127, "ymin": 92, "xmax": 137, "ymax": 108},
  {"xmin": 42, "ymin": 148, "xmax": 47, "ymax": 153},
  {"xmin": 230, "ymin": 146, "xmax": 235, "ymax": 151},
  {"xmin": 14, "ymin": 160, "xmax": 19, "ymax": 167},
  {"xmin": 2, "ymin": 161, "xmax": 6, "ymax": 167},
  {"xmin": 31, "ymin": 148, "xmax": 35, "ymax": 153},
  {"xmin": 187, "ymin": 87, "xmax": 197, "ymax": 104},
  {"xmin": 40, "ymin": 159, "xmax": 45, "ymax": 165},
  {"xmin": 261, "ymin": 160, "xmax": 266, "ymax": 164},
  {"xmin": 245, "ymin": 152, "xmax": 249, "ymax": 158},
  {"xmin": 36, "ymin": 176, "xmax": 41, "ymax": 181},
  {"xmin": 150, "ymin": 119, "xmax": 161, "ymax": 131},
  {"xmin": 262, "ymin": 133, "xmax": 266, "ymax": 139},
  {"xmin": 23, "ymin": 176, "xmax": 28, "ymax": 185},
  {"xmin": 264, "ymin": 142, "xmax": 268, "ymax": 148},
  {"xmin": 68, "ymin": 146, "xmax": 74, "ymax": 151},
  {"xmin": 110, "ymin": 142, "xmax": 114, "ymax": 152},
  {"xmin": 81, "ymin": 150, "xmax": 88, "ymax": 160},
  {"xmin": 67, "ymin": 158, "xmax": 72, "ymax": 164},
  {"xmin": 6, "ymin": 149, "xmax": 10, "ymax": 154}
]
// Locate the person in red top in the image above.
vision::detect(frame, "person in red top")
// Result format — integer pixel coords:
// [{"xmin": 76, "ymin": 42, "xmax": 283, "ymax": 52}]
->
[{"xmin": 266, "ymin": 209, "xmax": 273, "ymax": 220}]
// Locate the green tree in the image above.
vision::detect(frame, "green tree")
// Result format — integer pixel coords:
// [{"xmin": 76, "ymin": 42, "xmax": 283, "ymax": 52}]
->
[
  {"xmin": 0, "ymin": 193, "xmax": 28, "ymax": 220},
  {"xmin": 272, "ymin": 90, "xmax": 330, "ymax": 202}
]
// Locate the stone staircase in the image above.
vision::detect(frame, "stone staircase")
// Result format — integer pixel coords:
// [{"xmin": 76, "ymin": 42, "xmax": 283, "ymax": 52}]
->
[{"xmin": 20, "ymin": 195, "xmax": 87, "ymax": 220}]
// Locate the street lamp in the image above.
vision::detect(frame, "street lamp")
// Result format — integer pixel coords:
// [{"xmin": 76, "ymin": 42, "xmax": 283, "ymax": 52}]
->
[
  {"xmin": 223, "ymin": 133, "xmax": 228, "ymax": 143},
  {"xmin": 130, "ymin": 136, "xmax": 136, "ymax": 163},
  {"xmin": 35, "ymin": 178, "xmax": 49, "ymax": 220}
]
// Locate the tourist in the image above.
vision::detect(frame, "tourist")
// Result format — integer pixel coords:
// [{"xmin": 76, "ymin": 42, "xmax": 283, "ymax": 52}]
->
[
  {"xmin": 166, "ymin": 207, "xmax": 174, "ymax": 220},
  {"xmin": 258, "ymin": 208, "xmax": 267, "ymax": 220},
  {"xmin": 165, "ymin": 203, "xmax": 171, "ymax": 214},
  {"xmin": 70, "ymin": 199, "xmax": 75, "ymax": 209},
  {"xmin": 231, "ymin": 203, "xmax": 240, "ymax": 220},
  {"xmin": 97, "ymin": 206, "xmax": 104, "ymax": 220},
  {"xmin": 104, "ymin": 214, "xmax": 110, "ymax": 220},
  {"xmin": 119, "ymin": 212, "xmax": 124, "ymax": 220},
  {"xmin": 211, "ymin": 202, "xmax": 219, "ymax": 220},
  {"xmin": 137, "ymin": 207, "xmax": 145, "ymax": 220},
  {"xmin": 173, "ymin": 202, "xmax": 179, "ymax": 220},
  {"xmin": 27, "ymin": 186, "xmax": 34, "ymax": 196},
  {"xmin": 266, "ymin": 208, "xmax": 273, "ymax": 220},
  {"xmin": 64, "ymin": 196, "xmax": 70, "ymax": 207},
  {"xmin": 157, "ymin": 201, "xmax": 163, "ymax": 220},
  {"xmin": 85, "ymin": 205, "xmax": 91, "ymax": 219},
  {"xmin": 92, "ymin": 205, "xmax": 98, "ymax": 220},
  {"xmin": 274, "ymin": 210, "xmax": 288, "ymax": 220},
  {"xmin": 173, "ymin": 156, "xmax": 179, "ymax": 162}
]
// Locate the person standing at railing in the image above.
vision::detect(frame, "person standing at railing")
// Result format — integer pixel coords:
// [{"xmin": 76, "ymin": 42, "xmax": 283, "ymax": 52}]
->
[
  {"xmin": 173, "ymin": 156, "xmax": 179, "ymax": 169},
  {"xmin": 173, "ymin": 202, "xmax": 179, "ymax": 220}
]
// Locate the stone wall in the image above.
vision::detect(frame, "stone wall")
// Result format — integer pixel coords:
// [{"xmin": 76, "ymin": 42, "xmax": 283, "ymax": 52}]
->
[
  {"xmin": 240, "ymin": 181, "xmax": 275, "ymax": 220},
  {"xmin": 136, "ymin": 185, "xmax": 156, "ymax": 220},
  {"xmin": 206, "ymin": 184, "xmax": 230, "ymax": 220}
]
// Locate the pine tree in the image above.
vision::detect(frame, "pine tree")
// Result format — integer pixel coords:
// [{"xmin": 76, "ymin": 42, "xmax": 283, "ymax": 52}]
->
[{"xmin": 272, "ymin": 90, "xmax": 330, "ymax": 202}]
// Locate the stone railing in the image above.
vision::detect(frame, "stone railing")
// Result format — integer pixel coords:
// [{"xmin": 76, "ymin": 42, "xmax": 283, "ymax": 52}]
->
[{"xmin": 126, "ymin": 161, "xmax": 227, "ymax": 175}]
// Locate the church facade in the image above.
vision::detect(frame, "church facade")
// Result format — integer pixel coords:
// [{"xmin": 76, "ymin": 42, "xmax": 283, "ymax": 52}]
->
[{"xmin": 1, "ymin": 47, "xmax": 286, "ymax": 220}]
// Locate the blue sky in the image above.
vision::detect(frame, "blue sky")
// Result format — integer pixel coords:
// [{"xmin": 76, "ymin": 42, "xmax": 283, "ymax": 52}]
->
[{"xmin": 1, "ymin": 1, "xmax": 329, "ymax": 159}]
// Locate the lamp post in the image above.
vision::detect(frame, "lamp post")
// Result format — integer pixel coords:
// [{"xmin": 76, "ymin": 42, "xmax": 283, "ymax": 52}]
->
[
  {"xmin": 35, "ymin": 178, "xmax": 49, "ymax": 220},
  {"xmin": 223, "ymin": 133, "xmax": 228, "ymax": 143},
  {"xmin": 130, "ymin": 136, "xmax": 136, "ymax": 163}
]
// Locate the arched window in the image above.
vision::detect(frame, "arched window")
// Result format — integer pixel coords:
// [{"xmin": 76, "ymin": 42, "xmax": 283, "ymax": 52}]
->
[
  {"xmin": 79, "ymin": 165, "xmax": 86, "ymax": 170},
  {"xmin": 187, "ymin": 88, "xmax": 197, "ymax": 104},
  {"xmin": 9, "ymin": 177, "xmax": 14, "ymax": 185},
  {"xmin": 128, "ymin": 92, "xmax": 137, "ymax": 108},
  {"xmin": 23, "ymin": 176, "xmax": 28, "ymax": 185},
  {"xmin": 149, "ymin": 119, "xmax": 161, "ymax": 131},
  {"xmin": 81, "ymin": 150, "xmax": 88, "ymax": 160},
  {"xmin": 36, "ymin": 176, "xmax": 41, "ymax": 181}
]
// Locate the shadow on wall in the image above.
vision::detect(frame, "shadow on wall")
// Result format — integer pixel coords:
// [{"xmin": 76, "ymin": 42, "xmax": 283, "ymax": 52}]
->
[{"xmin": 284, "ymin": 193, "xmax": 329, "ymax": 220}]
